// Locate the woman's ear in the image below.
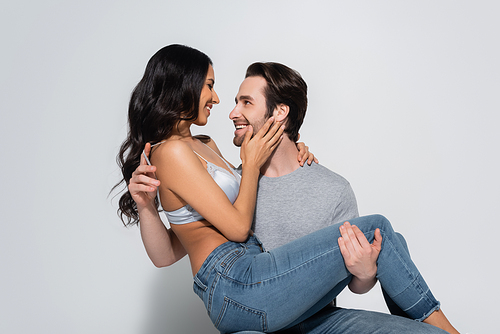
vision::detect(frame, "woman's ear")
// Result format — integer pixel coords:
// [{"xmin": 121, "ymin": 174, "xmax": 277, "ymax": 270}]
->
[{"xmin": 274, "ymin": 103, "xmax": 289, "ymax": 123}]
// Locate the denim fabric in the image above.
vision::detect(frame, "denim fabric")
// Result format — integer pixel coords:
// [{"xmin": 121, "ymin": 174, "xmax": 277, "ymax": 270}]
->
[
  {"xmin": 232, "ymin": 305, "xmax": 447, "ymax": 334},
  {"xmin": 194, "ymin": 215, "xmax": 440, "ymax": 333},
  {"xmin": 381, "ymin": 232, "xmax": 413, "ymax": 319},
  {"xmin": 288, "ymin": 307, "xmax": 447, "ymax": 334}
]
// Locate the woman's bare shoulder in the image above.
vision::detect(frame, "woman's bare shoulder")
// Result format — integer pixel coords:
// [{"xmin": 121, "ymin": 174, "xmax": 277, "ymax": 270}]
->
[{"xmin": 152, "ymin": 140, "xmax": 196, "ymax": 166}]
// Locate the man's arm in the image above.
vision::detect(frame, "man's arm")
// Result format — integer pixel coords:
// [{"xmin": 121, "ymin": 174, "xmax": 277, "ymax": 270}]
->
[
  {"xmin": 332, "ymin": 183, "xmax": 359, "ymax": 223},
  {"xmin": 129, "ymin": 144, "xmax": 186, "ymax": 267},
  {"xmin": 338, "ymin": 221, "xmax": 382, "ymax": 294},
  {"xmin": 332, "ymin": 183, "xmax": 380, "ymax": 294}
]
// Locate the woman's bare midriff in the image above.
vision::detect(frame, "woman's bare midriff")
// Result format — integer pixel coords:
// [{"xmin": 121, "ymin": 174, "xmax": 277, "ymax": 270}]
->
[{"xmin": 171, "ymin": 220, "xmax": 230, "ymax": 276}]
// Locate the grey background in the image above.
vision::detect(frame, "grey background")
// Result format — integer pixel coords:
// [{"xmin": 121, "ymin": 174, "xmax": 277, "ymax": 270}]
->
[{"xmin": 1, "ymin": 1, "xmax": 497, "ymax": 333}]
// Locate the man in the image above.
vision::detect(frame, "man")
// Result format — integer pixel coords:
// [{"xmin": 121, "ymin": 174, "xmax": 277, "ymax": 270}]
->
[
  {"xmin": 231, "ymin": 63, "xmax": 359, "ymax": 254},
  {"xmin": 129, "ymin": 62, "xmax": 448, "ymax": 333}
]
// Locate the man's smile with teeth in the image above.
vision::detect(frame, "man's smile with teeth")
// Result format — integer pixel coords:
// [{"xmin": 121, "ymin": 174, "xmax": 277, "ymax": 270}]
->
[{"xmin": 235, "ymin": 125, "xmax": 247, "ymax": 129}]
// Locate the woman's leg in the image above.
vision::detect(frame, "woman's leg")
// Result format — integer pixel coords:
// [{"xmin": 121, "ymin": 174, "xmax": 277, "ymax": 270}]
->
[
  {"xmin": 353, "ymin": 215, "xmax": 441, "ymax": 320},
  {"xmin": 342, "ymin": 217, "xmax": 459, "ymax": 334},
  {"xmin": 272, "ymin": 215, "xmax": 440, "ymax": 329},
  {"xmin": 273, "ymin": 215, "xmax": 441, "ymax": 324},
  {"xmin": 382, "ymin": 232, "xmax": 410, "ymax": 318},
  {"xmin": 195, "ymin": 224, "xmax": 353, "ymax": 332},
  {"xmin": 382, "ymin": 232, "xmax": 412, "ymax": 318},
  {"xmin": 196, "ymin": 214, "xmax": 446, "ymax": 333}
]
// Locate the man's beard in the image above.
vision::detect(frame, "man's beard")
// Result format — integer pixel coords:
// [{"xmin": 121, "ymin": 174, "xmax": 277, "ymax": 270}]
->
[
  {"xmin": 232, "ymin": 117, "xmax": 267, "ymax": 147},
  {"xmin": 233, "ymin": 136, "xmax": 244, "ymax": 147}
]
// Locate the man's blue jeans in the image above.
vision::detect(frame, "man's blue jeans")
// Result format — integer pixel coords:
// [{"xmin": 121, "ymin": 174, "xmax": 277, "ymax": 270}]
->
[
  {"xmin": 232, "ymin": 305, "xmax": 447, "ymax": 334},
  {"xmin": 193, "ymin": 215, "xmax": 441, "ymax": 333}
]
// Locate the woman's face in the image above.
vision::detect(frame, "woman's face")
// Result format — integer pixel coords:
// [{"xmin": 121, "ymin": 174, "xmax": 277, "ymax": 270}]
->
[{"xmin": 195, "ymin": 65, "xmax": 219, "ymax": 126}]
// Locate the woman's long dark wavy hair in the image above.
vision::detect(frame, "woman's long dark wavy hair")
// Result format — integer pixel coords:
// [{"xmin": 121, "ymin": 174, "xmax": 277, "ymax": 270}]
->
[{"xmin": 113, "ymin": 44, "xmax": 213, "ymax": 226}]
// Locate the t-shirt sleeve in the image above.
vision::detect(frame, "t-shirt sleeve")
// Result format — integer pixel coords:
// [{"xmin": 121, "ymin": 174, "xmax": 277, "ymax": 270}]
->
[{"xmin": 332, "ymin": 183, "xmax": 359, "ymax": 224}]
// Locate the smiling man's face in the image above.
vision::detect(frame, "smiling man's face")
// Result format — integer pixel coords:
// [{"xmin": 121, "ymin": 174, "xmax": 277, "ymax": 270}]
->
[{"xmin": 229, "ymin": 76, "xmax": 270, "ymax": 147}]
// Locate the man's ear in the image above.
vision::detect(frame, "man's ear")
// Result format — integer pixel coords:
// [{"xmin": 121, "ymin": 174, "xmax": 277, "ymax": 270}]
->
[{"xmin": 274, "ymin": 104, "xmax": 289, "ymax": 123}]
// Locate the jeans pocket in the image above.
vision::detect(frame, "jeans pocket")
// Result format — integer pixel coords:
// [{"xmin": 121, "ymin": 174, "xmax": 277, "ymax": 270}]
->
[{"xmin": 215, "ymin": 296, "xmax": 267, "ymax": 333}]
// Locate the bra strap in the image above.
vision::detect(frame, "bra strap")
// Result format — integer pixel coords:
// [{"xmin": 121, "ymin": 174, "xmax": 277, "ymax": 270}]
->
[
  {"xmin": 201, "ymin": 142, "xmax": 233, "ymax": 170},
  {"xmin": 141, "ymin": 145, "xmax": 162, "ymax": 210},
  {"xmin": 151, "ymin": 140, "xmax": 166, "ymax": 147},
  {"xmin": 192, "ymin": 150, "xmax": 208, "ymax": 162},
  {"xmin": 200, "ymin": 142, "xmax": 240, "ymax": 181},
  {"xmin": 143, "ymin": 140, "xmax": 166, "ymax": 166}
]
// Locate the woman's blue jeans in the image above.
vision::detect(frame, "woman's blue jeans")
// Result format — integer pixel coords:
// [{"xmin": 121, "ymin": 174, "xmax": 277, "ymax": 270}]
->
[{"xmin": 193, "ymin": 214, "xmax": 440, "ymax": 333}]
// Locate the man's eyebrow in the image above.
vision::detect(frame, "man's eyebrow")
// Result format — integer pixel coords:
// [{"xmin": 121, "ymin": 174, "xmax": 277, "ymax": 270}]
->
[{"xmin": 235, "ymin": 95, "xmax": 254, "ymax": 103}]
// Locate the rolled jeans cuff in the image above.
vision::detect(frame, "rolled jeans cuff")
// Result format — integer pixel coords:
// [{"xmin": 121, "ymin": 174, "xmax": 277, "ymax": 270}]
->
[{"xmin": 417, "ymin": 302, "xmax": 441, "ymax": 322}]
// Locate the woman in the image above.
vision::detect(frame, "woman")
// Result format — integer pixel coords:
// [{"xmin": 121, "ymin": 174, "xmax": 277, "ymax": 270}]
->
[{"xmin": 115, "ymin": 45, "xmax": 459, "ymax": 333}]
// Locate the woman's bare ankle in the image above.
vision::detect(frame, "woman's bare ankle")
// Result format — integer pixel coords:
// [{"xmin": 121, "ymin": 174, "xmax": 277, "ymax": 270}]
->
[{"xmin": 423, "ymin": 309, "xmax": 460, "ymax": 334}]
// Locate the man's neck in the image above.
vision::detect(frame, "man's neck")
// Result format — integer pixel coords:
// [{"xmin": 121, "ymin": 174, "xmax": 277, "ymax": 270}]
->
[{"xmin": 260, "ymin": 136, "xmax": 301, "ymax": 177}]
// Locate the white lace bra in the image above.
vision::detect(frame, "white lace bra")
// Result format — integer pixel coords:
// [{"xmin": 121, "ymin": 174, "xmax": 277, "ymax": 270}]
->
[{"xmin": 143, "ymin": 141, "xmax": 241, "ymax": 225}]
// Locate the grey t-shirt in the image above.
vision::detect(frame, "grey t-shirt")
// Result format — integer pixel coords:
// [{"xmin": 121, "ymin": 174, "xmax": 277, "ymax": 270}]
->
[{"xmin": 250, "ymin": 163, "xmax": 359, "ymax": 250}]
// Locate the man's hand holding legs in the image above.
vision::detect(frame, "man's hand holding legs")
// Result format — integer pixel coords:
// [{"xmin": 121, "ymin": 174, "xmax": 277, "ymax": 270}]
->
[{"xmin": 338, "ymin": 221, "xmax": 382, "ymax": 294}]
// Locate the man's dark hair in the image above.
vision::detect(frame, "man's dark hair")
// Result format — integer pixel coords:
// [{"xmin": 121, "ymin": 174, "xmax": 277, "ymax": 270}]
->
[{"xmin": 245, "ymin": 62, "xmax": 307, "ymax": 142}]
